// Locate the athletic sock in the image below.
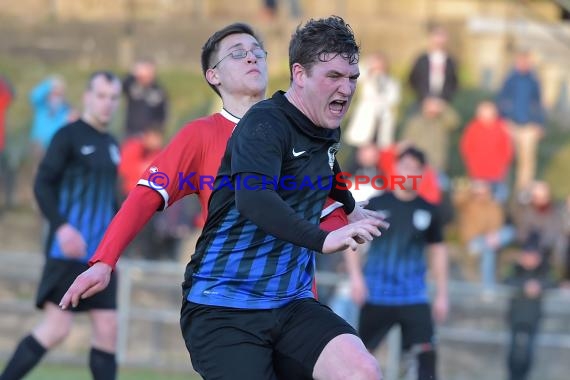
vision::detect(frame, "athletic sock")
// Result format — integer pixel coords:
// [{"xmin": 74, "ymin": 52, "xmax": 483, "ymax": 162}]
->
[
  {"xmin": 0, "ymin": 334, "xmax": 47, "ymax": 380},
  {"xmin": 89, "ymin": 347, "xmax": 117, "ymax": 380}
]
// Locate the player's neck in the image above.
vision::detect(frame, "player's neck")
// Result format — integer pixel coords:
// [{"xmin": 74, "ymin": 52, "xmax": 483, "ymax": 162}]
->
[
  {"xmin": 82, "ymin": 113, "xmax": 107, "ymax": 133},
  {"xmin": 222, "ymin": 93, "xmax": 265, "ymax": 118},
  {"xmin": 393, "ymin": 189, "xmax": 417, "ymax": 201},
  {"xmin": 284, "ymin": 88, "xmax": 314, "ymax": 125}
]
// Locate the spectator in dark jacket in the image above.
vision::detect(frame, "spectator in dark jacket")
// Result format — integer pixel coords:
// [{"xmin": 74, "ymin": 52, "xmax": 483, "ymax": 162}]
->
[
  {"xmin": 505, "ymin": 232, "xmax": 556, "ymax": 380},
  {"xmin": 123, "ymin": 59, "xmax": 168, "ymax": 137},
  {"xmin": 408, "ymin": 24, "xmax": 459, "ymax": 103}
]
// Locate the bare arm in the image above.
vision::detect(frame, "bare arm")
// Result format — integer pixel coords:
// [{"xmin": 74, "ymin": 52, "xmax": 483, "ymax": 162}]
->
[
  {"xmin": 429, "ymin": 242, "xmax": 449, "ymax": 323},
  {"xmin": 344, "ymin": 244, "xmax": 368, "ymax": 305}
]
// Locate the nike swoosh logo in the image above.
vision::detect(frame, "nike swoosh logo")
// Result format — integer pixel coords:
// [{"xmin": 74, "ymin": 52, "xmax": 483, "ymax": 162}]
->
[
  {"xmin": 292, "ymin": 148, "xmax": 306, "ymax": 157},
  {"xmin": 80, "ymin": 146, "xmax": 96, "ymax": 155}
]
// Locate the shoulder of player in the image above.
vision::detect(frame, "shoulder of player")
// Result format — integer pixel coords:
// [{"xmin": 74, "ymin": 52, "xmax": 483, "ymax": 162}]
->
[
  {"xmin": 236, "ymin": 104, "xmax": 290, "ymax": 138},
  {"xmin": 243, "ymin": 100, "xmax": 286, "ymax": 123},
  {"xmin": 176, "ymin": 114, "xmax": 231, "ymax": 138},
  {"xmin": 414, "ymin": 195, "xmax": 438, "ymax": 213},
  {"xmin": 50, "ymin": 119, "xmax": 86, "ymax": 142},
  {"xmin": 366, "ymin": 191, "xmax": 392, "ymax": 209}
]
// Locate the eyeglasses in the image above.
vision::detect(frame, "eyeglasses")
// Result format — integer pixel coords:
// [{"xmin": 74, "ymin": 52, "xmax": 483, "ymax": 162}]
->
[{"xmin": 211, "ymin": 48, "xmax": 268, "ymax": 69}]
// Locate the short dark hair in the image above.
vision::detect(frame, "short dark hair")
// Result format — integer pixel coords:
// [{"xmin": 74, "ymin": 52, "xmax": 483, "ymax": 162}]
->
[
  {"xmin": 201, "ymin": 23, "xmax": 263, "ymax": 96},
  {"xmin": 87, "ymin": 71, "xmax": 120, "ymax": 90},
  {"xmin": 288, "ymin": 16, "xmax": 359, "ymax": 81},
  {"xmin": 398, "ymin": 146, "xmax": 426, "ymax": 167}
]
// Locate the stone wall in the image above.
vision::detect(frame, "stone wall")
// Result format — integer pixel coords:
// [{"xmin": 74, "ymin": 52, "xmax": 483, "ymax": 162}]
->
[{"xmin": 0, "ymin": 0, "xmax": 567, "ymax": 99}]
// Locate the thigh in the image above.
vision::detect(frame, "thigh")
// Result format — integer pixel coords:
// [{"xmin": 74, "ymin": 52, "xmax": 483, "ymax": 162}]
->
[
  {"xmin": 399, "ymin": 304, "xmax": 435, "ymax": 350},
  {"xmin": 180, "ymin": 301, "xmax": 277, "ymax": 380},
  {"xmin": 358, "ymin": 303, "xmax": 397, "ymax": 350},
  {"xmin": 273, "ymin": 298, "xmax": 358, "ymax": 379}
]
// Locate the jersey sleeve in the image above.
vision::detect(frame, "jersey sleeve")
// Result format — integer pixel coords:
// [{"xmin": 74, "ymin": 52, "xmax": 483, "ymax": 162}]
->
[
  {"xmin": 136, "ymin": 122, "xmax": 205, "ymax": 211},
  {"xmin": 33, "ymin": 127, "xmax": 72, "ymax": 230},
  {"xmin": 426, "ymin": 205, "xmax": 444, "ymax": 244},
  {"xmin": 89, "ymin": 186, "xmax": 163, "ymax": 268},
  {"xmin": 231, "ymin": 112, "xmax": 286, "ymax": 178}
]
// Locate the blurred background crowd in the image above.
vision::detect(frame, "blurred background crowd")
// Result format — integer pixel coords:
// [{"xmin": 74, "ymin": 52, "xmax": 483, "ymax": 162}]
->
[{"xmin": 1, "ymin": 0, "xmax": 570, "ymax": 379}]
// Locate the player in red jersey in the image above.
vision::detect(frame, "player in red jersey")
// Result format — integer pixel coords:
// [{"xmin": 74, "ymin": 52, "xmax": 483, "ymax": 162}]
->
[{"xmin": 55, "ymin": 23, "xmax": 267, "ymax": 277}]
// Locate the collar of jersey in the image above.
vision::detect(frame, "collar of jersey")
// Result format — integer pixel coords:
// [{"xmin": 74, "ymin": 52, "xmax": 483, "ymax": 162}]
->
[
  {"xmin": 272, "ymin": 91, "xmax": 339, "ymax": 143},
  {"xmin": 220, "ymin": 108, "xmax": 241, "ymax": 124}
]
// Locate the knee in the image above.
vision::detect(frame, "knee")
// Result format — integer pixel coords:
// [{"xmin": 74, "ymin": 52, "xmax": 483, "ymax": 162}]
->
[
  {"xmin": 53, "ymin": 323, "xmax": 73, "ymax": 346},
  {"xmin": 35, "ymin": 320, "xmax": 72, "ymax": 348},
  {"xmin": 92, "ymin": 316, "xmax": 118, "ymax": 349}
]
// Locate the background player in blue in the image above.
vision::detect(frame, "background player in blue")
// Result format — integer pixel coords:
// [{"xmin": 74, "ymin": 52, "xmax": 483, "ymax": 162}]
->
[
  {"xmin": 346, "ymin": 146, "xmax": 449, "ymax": 380},
  {"xmin": 0, "ymin": 72, "xmax": 122, "ymax": 380},
  {"xmin": 177, "ymin": 16, "xmax": 387, "ymax": 380}
]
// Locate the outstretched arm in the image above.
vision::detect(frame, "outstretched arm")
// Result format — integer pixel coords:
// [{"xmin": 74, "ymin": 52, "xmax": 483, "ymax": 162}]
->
[
  {"xmin": 236, "ymin": 175, "xmax": 384, "ymax": 253},
  {"xmin": 59, "ymin": 186, "xmax": 162, "ymax": 309}
]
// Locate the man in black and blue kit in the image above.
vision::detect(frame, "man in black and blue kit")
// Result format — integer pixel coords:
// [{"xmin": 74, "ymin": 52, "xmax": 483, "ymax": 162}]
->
[
  {"xmin": 346, "ymin": 147, "xmax": 449, "ymax": 380},
  {"xmin": 180, "ymin": 16, "xmax": 386, "ymax": 380},
  {"xmin": 0, "ymin": 71, "xmax": 122, "ymax": 380}
]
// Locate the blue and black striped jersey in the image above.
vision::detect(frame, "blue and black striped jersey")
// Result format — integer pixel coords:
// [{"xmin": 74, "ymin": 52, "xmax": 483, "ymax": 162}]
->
[
  {"xmin": 184, "ymin": 91, "xmax": 344, "ymax": 309},
  {"xmin": 34, "ymin": 119, "xmax": 120, "ymax": 263},
  {"xmin": 364, "ymin": 192, "xmax": 443, "ymax": 305}
]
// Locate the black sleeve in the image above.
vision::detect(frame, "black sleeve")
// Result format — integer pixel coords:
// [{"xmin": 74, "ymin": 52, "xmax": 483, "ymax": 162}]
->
[
  {"xmin": 426, "ymin": 206, "xmax": 444, "ymax": 244},
  {"xmin": 329, "ymin": 159, "xmax": 355, "ymax": 214},
  {"xmin": 447, "ymin": 57, "xmax": 459, "ymax": 97},
  {"xmin": 235, "ymin": 174, "xmax": 329, "ymax": 252},
  {"xmin": 122, "ymin": 74, "xmax": 134, "ymax": 96},
  {"xmin": 408, "ymin": 56, "xmax": 421, "ymax": 92},
  {"xmin": 33, "ymin": 128, "xmax": 72, "ymax": 230}
]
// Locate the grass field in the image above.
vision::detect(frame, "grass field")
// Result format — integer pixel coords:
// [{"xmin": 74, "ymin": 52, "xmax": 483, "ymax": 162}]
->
[{"xmin": 7, "ymin": 364, "xmax": 202, "ymax": 380}]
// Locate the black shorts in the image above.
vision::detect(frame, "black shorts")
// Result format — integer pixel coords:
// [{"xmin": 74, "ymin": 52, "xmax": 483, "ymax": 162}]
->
[
  {"xmin": 180, "ymin": 297, "xmax": 358, "ymax": 380},
  {"xmin": 36, "ymin": 258, "xmax": 117, "ymax": 312},
  {"xmin": 358, "ymin": 303, "xmax": 435, "ymax": 351}
]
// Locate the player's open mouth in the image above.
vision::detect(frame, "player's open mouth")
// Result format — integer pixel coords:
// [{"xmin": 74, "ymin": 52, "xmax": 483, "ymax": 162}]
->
[{"xmin": 329, "ymin": 100, "xmax": 346, "ymax": 115}]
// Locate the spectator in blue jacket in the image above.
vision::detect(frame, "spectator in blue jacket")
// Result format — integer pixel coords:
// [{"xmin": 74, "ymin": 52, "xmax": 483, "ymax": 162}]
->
[
  {"xmin": 496, "ymin": 50, "xmax": 545, "ymax": 191},
  {"xmin": 29, "ymin": 76, "xmax": 77, "ymax": 161}
]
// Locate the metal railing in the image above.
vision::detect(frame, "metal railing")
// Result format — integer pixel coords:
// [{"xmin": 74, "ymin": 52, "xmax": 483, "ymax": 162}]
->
[{"xmin": 1, "ymin": 252, "xmax": 570, "ymax": 375}]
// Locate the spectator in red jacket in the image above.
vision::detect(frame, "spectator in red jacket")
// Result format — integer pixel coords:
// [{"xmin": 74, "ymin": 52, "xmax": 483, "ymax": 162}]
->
[
  {"xmin": 460, "ymin": 100, "xmax": 513, "ymax": 203},
  {"xmin": 378, "ymin": 141, "xmax": 442, "ymax": 205},
  {"xmin": 118, "ymin": 125, "xmax": 163, "ymax": 198}
]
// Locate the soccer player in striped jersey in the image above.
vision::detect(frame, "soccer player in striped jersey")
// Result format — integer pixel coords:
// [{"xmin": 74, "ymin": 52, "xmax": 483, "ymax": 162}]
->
[
  {"xmin": 347, "ymin": 146, "xmax": 449, "ymax": 380},
  {"xmin": 0, "ymin": 72, "xmax": 122, "ymax": 380},
  {"xmin": 176, "ymin": 16, "xmax": 384, "ymax": 380}
]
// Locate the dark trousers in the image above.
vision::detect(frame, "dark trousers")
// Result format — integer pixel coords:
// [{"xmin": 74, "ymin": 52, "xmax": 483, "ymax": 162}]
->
[{"xmin": 508, "ymin": 324, "xmax": 538, "ymax": 380}]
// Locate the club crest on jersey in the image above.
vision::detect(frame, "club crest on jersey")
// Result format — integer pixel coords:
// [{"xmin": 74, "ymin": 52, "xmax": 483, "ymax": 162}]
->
[
  {"xmin": 149, "ymin": 166, "xmax": 159, "ymax": 173},
  {"xmin": 413, "ymin": 209, "xmax": 431, "ymax": 231},
  {"xmin": 109, "ymin": 144, "xmax": 121, "ymax": 165},
  {"xmin": 328, "ymin": 143, "xmax": 341, "ymax": 170}
]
